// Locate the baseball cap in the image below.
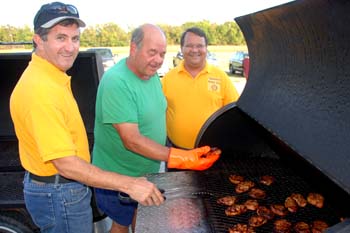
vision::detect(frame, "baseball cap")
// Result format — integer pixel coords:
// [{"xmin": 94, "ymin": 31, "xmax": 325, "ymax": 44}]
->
[{"xmin": 34, "ymin": 2, "xmax": 86, "ymax": 31}]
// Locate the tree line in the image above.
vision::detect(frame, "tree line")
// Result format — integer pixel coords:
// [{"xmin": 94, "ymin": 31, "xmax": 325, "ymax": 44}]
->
[{"xmin": 0, "ymin": 20, "xmax": 245, "ymax": 48}]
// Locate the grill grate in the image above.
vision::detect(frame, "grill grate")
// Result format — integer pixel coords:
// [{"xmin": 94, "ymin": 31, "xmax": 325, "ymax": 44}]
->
[{"xmin": 199, "ymin": 157, "xmax": 341, "ymax": 233}]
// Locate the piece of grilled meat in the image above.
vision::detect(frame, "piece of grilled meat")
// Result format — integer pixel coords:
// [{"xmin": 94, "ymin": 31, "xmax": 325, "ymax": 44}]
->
[
  {"xmin": 257, "ymin": 206, "xmax": 275, "ymax": 220},
  {"xmin": 291, "ymin": 193, "xmax": 307, "ymax": 207},
  {"xmin": 202, "ymin": 147, "xmax": 222, "ymax": 158},
  {"xmin": 294, "ymin": 221, "xmax": 311, "ymax": 233},
  {"xmin": 244, "ymin": 199, "xmax": 259, "ymax": 211},
  {"xmin": 217, "ymin": 195, "xmax": 237, "ymax": 206},
  {"xmin": 274, "ymin": 219, "xmax": 292, "ymax": 233},
  {"xmin": 270, "ymin": 204, "xmax": 288, "ymax": 217},
  {"xmin": 248, "ymin": 188, "xmax": 266, "ymax": 199},
  {"xmin": 260, "ymin": 175, "xmax": 275, "ymax": 186},
  {"xmin": 285, "ymin": 196, "xmax": 298, "ymax": 213},
  {"xmin": 225, "ymin": 204, "xmax": 247, "ymax": 216},
  {"xmin": 307, "ymin": 193, "xmax": 324, "ymax": 208},
  {"xmin": 228, "ymin": 223, "xmax": 256, "ymax": 233},
  {"xmin": 311, "ymin": 220, "xmax": 328, "ymax": 233},
  {"xmin": 235, "ymin": 180, "xmax": 255, "ymax": 193},
  {"xmin": 249, "ymin": 215, "xmax": 267, "ymax": 228},
  {"xmin": 229, "ymin": 174, "xmax": 245, "ymax": 184}
]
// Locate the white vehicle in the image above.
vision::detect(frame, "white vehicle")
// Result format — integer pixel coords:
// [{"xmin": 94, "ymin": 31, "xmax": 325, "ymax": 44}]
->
[
  {"xmin": 157, "ymin": 61, "xmax": 170, "ymax": 77},
  {"xmin": 87, "ymin": 47, "xmax": 116, "ymax": 71}
]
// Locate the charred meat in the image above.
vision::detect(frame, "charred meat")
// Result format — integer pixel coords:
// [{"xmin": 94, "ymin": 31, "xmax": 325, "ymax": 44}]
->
[
  {"xmin": 307, "ymin": 193, "xmax": 324, "ymax": 208},
  {"xmin": 274, "ymin": 219, "xmax": 292, "ymax": 233},
  {"xmin": 228, "ymin": 223, "xmax": 255, "ymax": 233},
  {"xmin": 285, "ymin": 196, "xmax": 298, "ymax": 213},
  {"xmin": 202, "ymin": 147, "xmax": 222, "ymax": 158},
  {"xmin": 256, "ymin": 206, "xmax": 275, "ymax": 220},
  {"xmin": 294, "ymin": 221, "xmax": 311, "ymax": 233},
  {"xmin": 225, "ymin": 204, "xmax": 247, "ymax": 216},
  {"xmin": 311, "ymin": 220, "xmax": 328, "ymax": 233},
  {"xmin": 248, "ymin": 188, "xmax": 266, "ymax": 199},
  {"xmin": 249, "ymin": 215, "xmax": 267, "ymax": 227},
  {"xmin": 244, "ymin": 199, "xmax": 259, "ymax": 211},
  {"xmin": 291, "ymin": 193, "xmax": 307, "ymax": 207},
  {"xmin": 235, "ymin": 180, "xmax": 255, "ymax": 193},
  {"xmin": 270, "ymin": 204, "xmax": 288, "ymax": 217},
  {"xmin": 229, "ymin": 174, "xmax": 245, "ymax": 184},
  {"xmin": 260, "ymin": 175, "xmax": 275, "ymax": 186},
  {"xmin": 216, "ymin": 195, "xmax": 237, "ymax": 206}
]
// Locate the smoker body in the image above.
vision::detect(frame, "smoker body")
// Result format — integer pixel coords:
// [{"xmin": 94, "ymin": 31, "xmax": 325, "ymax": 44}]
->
[{"xmin": 136, "ymin": 0, "xmax": 350, "ymax": 232}]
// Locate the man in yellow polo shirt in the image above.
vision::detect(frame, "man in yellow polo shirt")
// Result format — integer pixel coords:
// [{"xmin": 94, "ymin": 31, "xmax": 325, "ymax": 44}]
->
[
  {"xmin": 162, "ymin": 27, "xmax": 240, "ymax": 149},
  {"xmin": 10, "ymin": 2, "xmax": 164, "ymax": 232}
]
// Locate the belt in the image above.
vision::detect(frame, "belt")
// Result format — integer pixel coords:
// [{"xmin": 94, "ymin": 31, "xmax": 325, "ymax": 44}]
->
[{"xmin": 28, "ymin": 172, "xmax": 74, "ymax": 184}]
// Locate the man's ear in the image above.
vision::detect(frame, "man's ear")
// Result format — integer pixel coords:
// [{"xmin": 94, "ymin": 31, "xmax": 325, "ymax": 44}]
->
[
  {"xmin": 129, "ymin": 42, "xmax": 137, "ymax": 56},
  {"xmin": 33, "ymin": 34, "xmax": 43, "ymax": 48}
]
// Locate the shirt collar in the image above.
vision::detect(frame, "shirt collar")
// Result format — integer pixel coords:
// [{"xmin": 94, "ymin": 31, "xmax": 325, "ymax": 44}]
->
[
  {"xmin": 177, "ymin": 60, "xmax": 211, "ymax": 76},
  {"xmin": 32, "ymin": 53, "xmax": 71, "ymax": 86}
]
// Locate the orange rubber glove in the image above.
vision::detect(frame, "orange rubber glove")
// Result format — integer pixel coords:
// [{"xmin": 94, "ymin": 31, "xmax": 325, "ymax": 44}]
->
[{"xmin": 167, "ymin": 146, "xmax": 220, "ymax": 171}]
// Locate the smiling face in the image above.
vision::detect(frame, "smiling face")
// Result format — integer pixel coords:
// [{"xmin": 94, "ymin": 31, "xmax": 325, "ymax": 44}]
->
[
  {"xmin": 34, "ymin": 23, "xmax": 80, "ymax": 71},
  {"xmin": 181, "ymin": 31, "xmax": 207, "ymax": 70},
  {"xmin": 128, "ymin": 24, "xmax": 167, "ymax": 80}
]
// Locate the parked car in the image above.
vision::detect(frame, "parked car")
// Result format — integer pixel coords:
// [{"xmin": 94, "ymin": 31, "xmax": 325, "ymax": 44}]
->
[
  {"xmin": 207, "ymin": 52, "xmax": 219, "ymax": 67},
  {"xmin": 157, "ymin": 61, "xmax": 170, "ymax": 77},
  {"xmin": 172, "ymin": 51, "xmax": 218, "ymax": 67},
  {"xmin": 243, "ymin": 56, "xmax": 250, "ymax": 79},
  {"xmin": 229, "ymin": 51, "xmax": 249, "ymax": 75},
  {"xmin": 172, "ymin": 51, "xmax": 183, "ymax": 67},
  {"xmin": 87, "ymin": 47, "xmax": 116, "ymax": 71}
]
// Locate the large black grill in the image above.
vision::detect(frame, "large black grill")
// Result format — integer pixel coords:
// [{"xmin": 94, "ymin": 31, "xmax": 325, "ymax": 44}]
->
[
  {"xmin": 137, "ymin": 150, "xmax": 346, "ymax": 233},
  {"xmin": 136, "ymin": 0, "xmax": 350, "ymax": 232}
]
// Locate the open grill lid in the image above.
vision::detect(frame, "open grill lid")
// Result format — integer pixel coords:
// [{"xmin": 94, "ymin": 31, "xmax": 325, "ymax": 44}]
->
[{"xmin": 231, "ymin": 0, "xmax": 350, "ymax": 194}]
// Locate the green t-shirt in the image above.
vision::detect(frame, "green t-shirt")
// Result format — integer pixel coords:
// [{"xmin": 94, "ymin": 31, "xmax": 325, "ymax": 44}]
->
[{"xmin": 92, "ymin": 58, "xmax": 167, "ymax": 176}]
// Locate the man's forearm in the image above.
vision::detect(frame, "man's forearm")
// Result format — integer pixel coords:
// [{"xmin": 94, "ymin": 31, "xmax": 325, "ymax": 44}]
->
[{"xmin": 52, "ymin": 155, "xmax": 135, "ymax": 192}]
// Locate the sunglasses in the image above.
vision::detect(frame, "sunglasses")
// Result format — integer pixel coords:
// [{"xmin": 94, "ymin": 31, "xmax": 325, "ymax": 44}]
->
[{"xmin": 45, "ymin": 2, "xmax": 79, "ymax": 16}]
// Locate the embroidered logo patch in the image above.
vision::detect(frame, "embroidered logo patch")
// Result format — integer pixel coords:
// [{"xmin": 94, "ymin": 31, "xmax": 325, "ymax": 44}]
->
[{"xmin": 208, "ymin": 77, "xmax": 221, "ymax": 92}]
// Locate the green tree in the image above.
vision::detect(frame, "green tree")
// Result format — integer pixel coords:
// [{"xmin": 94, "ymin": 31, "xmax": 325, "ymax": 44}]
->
[{"xmin": 1, "ymin": 21, "xmax": 246, "ymax": 47}]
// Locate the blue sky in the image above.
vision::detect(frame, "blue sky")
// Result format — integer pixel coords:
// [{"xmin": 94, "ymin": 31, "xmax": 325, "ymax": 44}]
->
[{"xmin": 3, "ymin": 0, "xmax": 294, "ymax": 30}]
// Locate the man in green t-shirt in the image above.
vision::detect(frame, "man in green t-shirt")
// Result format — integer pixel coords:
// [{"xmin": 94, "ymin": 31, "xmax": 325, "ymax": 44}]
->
[{"xmin": 92, "ymin": 24, "xmax": 220, "ymax": 233}]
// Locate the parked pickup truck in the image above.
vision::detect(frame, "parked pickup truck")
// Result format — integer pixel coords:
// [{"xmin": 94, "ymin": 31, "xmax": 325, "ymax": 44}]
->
[{"xmin": 0, "ymin": 51, "xmax": 110, "ymax": 232}]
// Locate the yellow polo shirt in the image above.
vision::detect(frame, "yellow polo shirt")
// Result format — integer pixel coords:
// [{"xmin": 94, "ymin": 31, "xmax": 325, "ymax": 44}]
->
[
  {"xmin": 162, "ymin": 61, "xmax": 239, "ymax": 149},
  {"xmin": 10, "ymin": 53, "xmax": 90, "ymax": 176}
]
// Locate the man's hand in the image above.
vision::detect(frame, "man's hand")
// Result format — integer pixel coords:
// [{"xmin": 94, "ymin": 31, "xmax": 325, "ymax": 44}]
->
[
  {"xmin": 127, "ymin": 177, "xmax": 165, "ymax": 206},
  {"xmin": 167, "ymin": 146, "xmax": 220, "ymax": 171}
]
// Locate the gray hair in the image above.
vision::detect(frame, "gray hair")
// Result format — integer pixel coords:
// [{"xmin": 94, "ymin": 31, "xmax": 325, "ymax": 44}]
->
[{"xmin": 130, "ymin": 26, "xmax": 144, "ymax": 49}]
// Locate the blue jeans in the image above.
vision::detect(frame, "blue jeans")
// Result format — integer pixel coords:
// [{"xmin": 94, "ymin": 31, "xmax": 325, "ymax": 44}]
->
[{"xmin": 23, "ymin": 172, "xmax": 93, "ymax": 233}]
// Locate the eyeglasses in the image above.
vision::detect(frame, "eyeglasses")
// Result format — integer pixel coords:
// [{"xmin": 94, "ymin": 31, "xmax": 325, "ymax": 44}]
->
[
  {"xmin": 46, "ymin": 2, "xmax": 79, "ymax": 16},
  {"xmin": 183, "ymin": 44, "xmax": 206, "ymax": 50}
]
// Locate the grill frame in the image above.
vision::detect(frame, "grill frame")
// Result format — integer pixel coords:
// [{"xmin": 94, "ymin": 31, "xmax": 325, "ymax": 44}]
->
[
  {"xmin": 137, "ymin": 0, "xmax": 350, "ymax": 231},
  {"xmin": 137, "ymin": 108, "xmax": 349, "ymax": 232},
  {"xmin": 234, "ymin": 0, "xmax": 350, "ymax": 195}
]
